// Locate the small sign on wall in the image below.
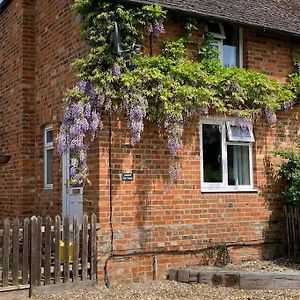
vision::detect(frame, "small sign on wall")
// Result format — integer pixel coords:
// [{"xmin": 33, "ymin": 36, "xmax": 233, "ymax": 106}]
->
[{"xmin": 122, "ymin": 172, "xmax": 134, "ymax": 182}]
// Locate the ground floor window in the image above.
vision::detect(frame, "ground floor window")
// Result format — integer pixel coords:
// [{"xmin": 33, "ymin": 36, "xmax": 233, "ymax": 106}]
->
[
  {"xmin": 44, "ymin": 125, "xmax": 54, "ymax": 189},
  {"xmin": 200, "ymin": 118, "xmax": 254, "ymax": 192}
]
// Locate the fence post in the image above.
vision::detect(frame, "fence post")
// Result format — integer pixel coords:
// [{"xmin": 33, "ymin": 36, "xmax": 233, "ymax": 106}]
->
[
  {"xmin": 54, "ymin": 215, "xmax": 61, "ymax": 284},
  {"xmin": 73, "ymin": 215, "xmax": 79, "ymax": 282},
  {"xmin": 63, "ymin": 216, "xmax": 70, "ymax": 283},
  {"xmin": 30, "ymin": 216, "xmax": 38, "ymax": 297},
  {"xmin": 44, "ymin": 216, "xmax": 52, "ymax": 285},
  {"xmin": 3, "ymin": 218, "xmax": 10, "ymax": 287},
  {"xmin": 22, "ymin": 218, "xmax": 30, "ymax": 285},
  {"xmin": 90, "ymin": 214, "xmax": 97, "ymax": 280},
  {"xmin": 12, "ymin": 218, "xmax": 20, "ymax": 286},
  {"xmin": 82, "ymin": 214, "xmax": 88, "ymax": 281}
]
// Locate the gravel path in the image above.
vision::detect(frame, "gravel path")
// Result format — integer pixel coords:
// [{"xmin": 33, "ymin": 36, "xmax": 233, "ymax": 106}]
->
[
  {"xmin": 30, "ymin": 260, "xmax": 300, "ymax": 300},
  {"xmin": 190, "ymin": 258, "xmax": 300, "ymax": 273},
  {"xmin": 30, "ymin": 281, "xmax": 300, "ymax": 300}
]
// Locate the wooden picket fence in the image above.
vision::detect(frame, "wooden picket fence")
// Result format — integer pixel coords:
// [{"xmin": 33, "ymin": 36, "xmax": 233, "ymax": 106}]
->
[
  {"xmin": 0, "ymin": 214, "xmax": 97, "ymax": 295},
  {"xmin": 283, "ymin": 205, "xmax": 300, "ymax": 258}
]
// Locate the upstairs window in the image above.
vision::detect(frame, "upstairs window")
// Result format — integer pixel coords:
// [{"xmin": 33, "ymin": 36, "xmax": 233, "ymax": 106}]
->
[
  {"xmin": 44, "ymin": 125, "xmax": 54, "ymax": 189},
  {"xmin": 205, "ymin": 23, "xmax": 243, "ymax": 68},
  {"xmin": 200, "ymin": 119, "xmax": 254, "ymax": 192}
]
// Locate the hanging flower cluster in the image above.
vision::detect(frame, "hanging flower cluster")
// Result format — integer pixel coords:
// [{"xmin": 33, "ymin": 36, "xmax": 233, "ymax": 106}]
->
[
  {"xmin": 57, "ymin": 0, "xmax": 300, "ymax": 185},
  {"xmin": 57, "ymin": 80, "xmax": 103, "ymax": 184},
  {"xmin": 141, "ymin": 4, "xmax": 166, "ymax": 37},
  {"xmin": 124, "ymin": 96, "xmax": 148, "ymax": 145}
]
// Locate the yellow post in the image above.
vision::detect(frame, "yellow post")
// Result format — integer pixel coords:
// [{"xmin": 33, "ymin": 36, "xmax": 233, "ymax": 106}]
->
[{"xmin": 59, "ymin": 241, "xmax": 74, "ymax": 262}]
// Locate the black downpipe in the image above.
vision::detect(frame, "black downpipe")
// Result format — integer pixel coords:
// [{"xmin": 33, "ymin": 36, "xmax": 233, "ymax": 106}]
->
[{"xmin": 104, "ymin": 110, "xmax": 114, "ymax": 288}]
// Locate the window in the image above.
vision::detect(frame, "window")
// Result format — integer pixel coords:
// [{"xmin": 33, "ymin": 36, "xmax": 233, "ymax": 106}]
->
[
  {"xmin": 44, "ymin": 125, "xmax": 54, "ymax": 189},
  {"xmin": 200, "ymin": 118, "xmax": 254, "ymax": 192},
  {"xmin": 205, "ymin": 23, "xmax": 243, "ymax": 68}
]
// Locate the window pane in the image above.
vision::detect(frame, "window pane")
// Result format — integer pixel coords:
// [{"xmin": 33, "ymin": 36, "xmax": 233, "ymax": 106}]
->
[
  {"xmin": 227, "ymin": 145, "xmax": 250, "ymax": 186},
  {"xmin": 207, "ymin": 23, "xmax": 222, "ymax": 34},
  {"xmin": 227, "ymin": 124, "xmax": 254, "ymax": 142},
  {"xmin": 223, "ymin": 25, "xmax": 239, "ymax": 67},
  {"xmin": 203, "ymin": 124, "xmax": 223, "ymax": 183},
  {"xmin": 46, "ymin": 149, "xmax": 53, "ymax": 185},
  {"xmin": 46, "ymin": 129, "xmax": 53, "ymax": 144}
]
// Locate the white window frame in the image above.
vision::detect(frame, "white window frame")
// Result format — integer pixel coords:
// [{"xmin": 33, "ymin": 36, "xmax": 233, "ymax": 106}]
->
[
  {"xmin": 200, "ymin": 117, "xmax": 254, "ymax": 192},
  {"xmin": 44, "ymin": 125, "xmax": 54, "ymax": 189},
  {"xmin": 205, "ymin": 24, "xmax": 243, "ymax": 68},
  {"xmin": 205, "ymin": 23, "xmax": 226, "ymax": 40},
  {"xmin": 226, "ymin": 121, "xmax": 255, "ymax": 142}
]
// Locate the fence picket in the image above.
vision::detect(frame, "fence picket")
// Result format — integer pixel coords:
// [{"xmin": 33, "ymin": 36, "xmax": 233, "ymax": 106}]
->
[
  {"xmin": 44, "ymin": 216, "xmax": 52, "ymax": 285},
  {"xmin": 286, "ymin": 206, "xmax": 292, "ymax": 257},
  {"xmin": 12, "ymin": 218, "xmax": 20, "ymax": 286},
  {"xmin": 36, "ymin": 216, "xmax": 42, "ymax": 286},
  {"xmin": 22, "ymin": 218, "xmax": 29, "ymax": 285},
  {"xmin": 63, "ymin": 216, "xmax": 70, "ymax": 283},
  {"xmin": 82, "ymin": 214, "xmax": 88, "ymax": 280},
  {"xmin": 0, "ymin": 214, "xmax": 97, "ymax": 291},
  {"xmin": 30, "ymin": 216, "xmax": 38, "ymax": 290},
  {"xmin": 3, "ymin": 218, "xmax": 10, "ymax": 287},
  {"xmin": 54, "ymin": 215, "xmax": 61, "ymax": 284},
  {"xmin": 90, "ymin": 213, "xmax": 97, "ymax": 280},
  {"xmin": 293, "ymin": 207, "xmax": 298, "ymax": 256},
  {"xmin": 73, "ymin": 215, "xmax": 79, "ymax": 282}
]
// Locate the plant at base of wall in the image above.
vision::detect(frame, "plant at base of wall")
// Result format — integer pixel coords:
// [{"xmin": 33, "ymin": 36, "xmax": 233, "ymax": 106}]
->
[
  {"xmin": 274, "ymin": 144, "xmax": 300, "ymax": 205},
  {"xmin": 57, "ymin": 0, "xmax": 300, "ymax": 184}
]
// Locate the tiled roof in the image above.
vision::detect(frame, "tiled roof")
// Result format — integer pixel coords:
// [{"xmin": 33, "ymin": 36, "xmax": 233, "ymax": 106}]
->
[{"xmin": 125, "ymin": 0, "xmax": 300, "ymax": 36}]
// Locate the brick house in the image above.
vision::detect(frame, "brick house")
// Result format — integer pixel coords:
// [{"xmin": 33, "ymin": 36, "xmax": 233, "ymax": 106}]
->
[{"xmin": 1, "ymin": 0, "xmax": 300, "ymax": 284}]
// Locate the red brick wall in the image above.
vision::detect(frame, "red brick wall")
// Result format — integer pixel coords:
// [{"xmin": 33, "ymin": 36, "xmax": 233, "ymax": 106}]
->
[
  {"xmin": 0, "ymin": 0, "xmax": 36, "ymax": 217},
  {"xmin": 243, "ymin": 28, "xmax": 300, "ymax": 80},
  {"xmin": 34, "ymin": 0, "xmax": 100, "ymax": 216},
  {"xmin": 1, "ymin": 1, "xmax": 300, "ymax": 285}
]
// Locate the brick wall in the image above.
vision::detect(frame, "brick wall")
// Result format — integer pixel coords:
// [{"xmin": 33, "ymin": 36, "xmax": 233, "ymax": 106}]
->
[
  {"xmin": 1, "ymin": 1, "xmax": 300, "ymax": 285},
  {"xmin": 0, "ymin": 0, "xmax": 36, "ymax": 217}
]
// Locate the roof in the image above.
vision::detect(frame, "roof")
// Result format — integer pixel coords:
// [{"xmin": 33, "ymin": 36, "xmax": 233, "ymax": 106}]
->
[
  {"xmin": 1, "ymin": 0, "xmax": 299, "ymax": 37},
  {"xmin": 124, "ymin": 0, "xmax": 300, "ymax": 37}
]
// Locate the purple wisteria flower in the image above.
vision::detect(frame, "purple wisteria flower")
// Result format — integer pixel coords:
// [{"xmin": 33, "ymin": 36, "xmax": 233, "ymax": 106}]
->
[
  {"xmin": 57, "ymin": 79, "xmax": 104, "ymax": 184},
  {"xmin": 234, "ymin": 115, "xmax": 253, "ymax": 129},
  {"xmin": 197, "ymin": 104, "xmax": 209, "ymax": 116},
  {"xmin": 164, "ymin": 115, "xmax": 184, "ymax": 157},
  {"xmin": 153, "ymin": 19, "xmax": 165, "ymax": 37},
  {"xmin": 112, "ymin": 63, "xmax": 122, "ymax": 76},
  {"xmin": 144, "ymin": 19, "xmax": 165, "ymax": 37},
  {"xmin": 283, "ymin": 101, "xmax": 294, "ymax": 111},
  {"xmin": 124, "ymin": 96, "xmax": 148, "ymax": 145},
  {"xmin": 263, "ymin": 107, "xmax": 277, "ymax": 124},
  {"xmin": 144, "ymin": 21, "xmax": 153, "ymax": 35},
  {"xmin": 227, "ymin": 81, "xmax": 242, "ymax": 94},
  {"xmin": 169, "ymin": 162, "xmax": 180, "ymax": 179}
]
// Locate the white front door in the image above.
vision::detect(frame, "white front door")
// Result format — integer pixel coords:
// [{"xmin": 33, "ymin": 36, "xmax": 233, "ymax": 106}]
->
[{"xmin": 62, "ymin": 152, "xmax": 84, "ymax": 223}]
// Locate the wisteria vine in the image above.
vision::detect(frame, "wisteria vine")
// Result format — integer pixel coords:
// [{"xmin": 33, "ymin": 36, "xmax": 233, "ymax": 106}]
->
[{"xmin": 57, "ymin": 0, "xmax": 300, "ymax": 185}]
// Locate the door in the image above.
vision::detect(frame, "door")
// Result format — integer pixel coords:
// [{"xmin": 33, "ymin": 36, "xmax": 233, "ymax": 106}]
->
[{"xmin": 62, "ymin": 152, "xmax": 84, "ymax": 223}]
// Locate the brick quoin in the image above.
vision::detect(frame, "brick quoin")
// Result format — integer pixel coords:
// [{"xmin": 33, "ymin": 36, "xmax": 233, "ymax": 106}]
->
[{"xmin": 1, "ymin": 1, "xmax": 300, "ymax": 285}]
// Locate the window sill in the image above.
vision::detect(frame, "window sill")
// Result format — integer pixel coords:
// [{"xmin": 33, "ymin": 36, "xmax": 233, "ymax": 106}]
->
[
  {"xmin": 201, "ymin": 188, "xmax": 258, "ymax": 193},
  {"xmin": 44, "ymin": 186, "xmax": 53, "ymax": 191}
]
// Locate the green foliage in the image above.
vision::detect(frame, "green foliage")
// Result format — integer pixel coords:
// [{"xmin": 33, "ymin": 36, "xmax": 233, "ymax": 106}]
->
[
  {"xmin": 202, "ymin": 244, "xmax": 231, "ymax": 267},
  {"xmin": 64, "ymin": 0, "xmax": 300, "ymax": 183},
  {"xmin": 290, "ymin": 73, "xmax": 300, "ymax": 95},
  {"xmin": 275, "ymin": 144, "xmax": 300, "ymax": 205},
  {"xmin": 71, "ymin": 0, "xmax": 299, "ymax": 128},
  {"xmin": 139, "ymin": 4, "xmax": 166, "ymax": 21},
  {"xmin": 162, "ymin": 38, "xmax": 187, "ymax": 60}
]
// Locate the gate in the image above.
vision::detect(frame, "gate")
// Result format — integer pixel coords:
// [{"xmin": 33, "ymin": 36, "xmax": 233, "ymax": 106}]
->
[{"xmin": 0, "ymin": 214, "xmax": 98, "ymax": 297}]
